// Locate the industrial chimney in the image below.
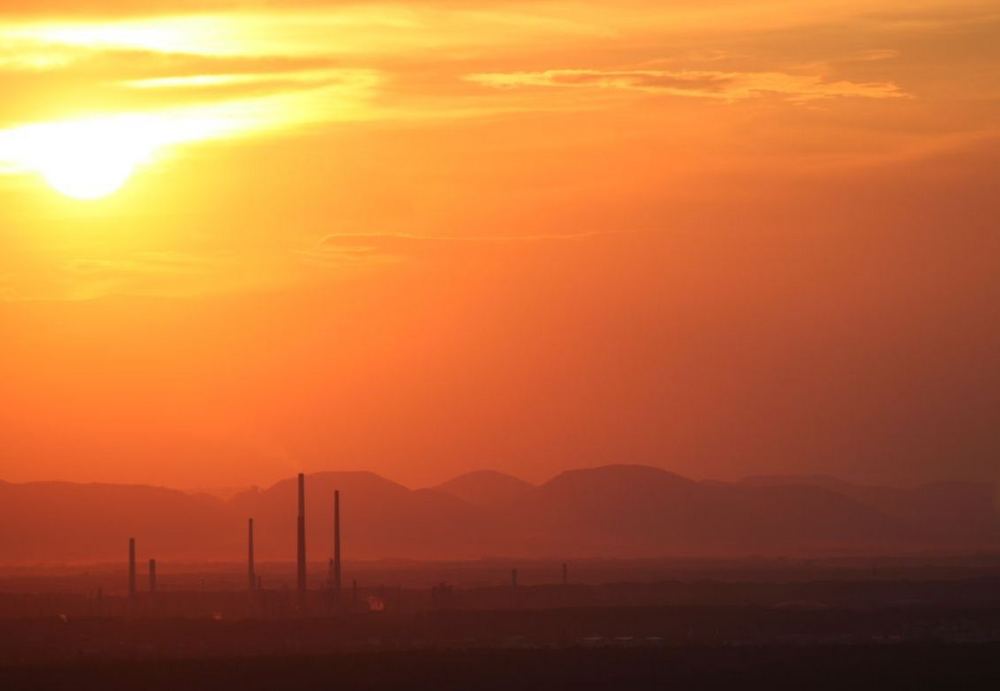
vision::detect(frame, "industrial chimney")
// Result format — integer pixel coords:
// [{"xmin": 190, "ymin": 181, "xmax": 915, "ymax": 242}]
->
[
  {"xmin": 333, "ymin": 489, "xmax": 342, "ymax": 598},
  {"xmin": 297, "ymin": 473, "xmax": 307, "ymax": 598},
  {"xmin": 128, "ymin": 538, "xmax": 136, "ymax": 600},
  {"xmin": 148, "ymin": 559, "xmax": 157, "ymax": 593},
  {"xmin": 248, "ymin": 518, "xmax": 256, "ymax": 591}
]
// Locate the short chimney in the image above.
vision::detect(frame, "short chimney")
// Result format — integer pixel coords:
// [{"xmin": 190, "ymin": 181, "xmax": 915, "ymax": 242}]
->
[
  {"xmin": 128, "ymin": 538, "xmax": 136, "ymax": 599},
  {"xmin": 248, "ymin": 518, "xmax": 256, "ymax": 591}
]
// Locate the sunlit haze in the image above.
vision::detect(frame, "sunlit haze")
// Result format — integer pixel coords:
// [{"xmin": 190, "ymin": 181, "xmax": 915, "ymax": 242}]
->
[{"xmin": 1, "ymin": 0, "xmax": 998, "ymax": 492}]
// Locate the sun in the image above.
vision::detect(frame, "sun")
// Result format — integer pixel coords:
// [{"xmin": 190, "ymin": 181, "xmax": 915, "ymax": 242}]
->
[
  {"xmin": 38, "ymin": 142, "xmax": 139, "ymax": 200},
  {"xmin": 29, "ymin": 118, "xmax": 155, "ymax": 200},
  {"xmin": 0, "ymin": 115, "xmax": 167, "ymax": 201},
  {"xmin": 0, "ymin": 104, "xmax": 256, "ymax": 202}
]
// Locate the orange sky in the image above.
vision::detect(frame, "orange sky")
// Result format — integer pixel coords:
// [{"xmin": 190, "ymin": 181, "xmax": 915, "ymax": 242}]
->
[{"xmin": 1, "ymin": 1, "xmax": 998, "ymax": 489}]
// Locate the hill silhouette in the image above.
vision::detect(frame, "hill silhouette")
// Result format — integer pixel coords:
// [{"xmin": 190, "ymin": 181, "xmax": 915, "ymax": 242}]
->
[
  {"xmin": 0, "ymin": 480, "xmax": 239, "ymax": 562},
  {"xmin": 509, "ymin": 465, "xmax": 921, "ymax": 556},
  {"xmin": 742, "ymin": 475, "xmax": 1000, "ymax": 544},
  {"xmin": 0, "ymin": 466, "xmax": 996, "ymax": 563},
  {"xmin": 433, "ymin": 470, "xmax": 534, "ymax": 508}
]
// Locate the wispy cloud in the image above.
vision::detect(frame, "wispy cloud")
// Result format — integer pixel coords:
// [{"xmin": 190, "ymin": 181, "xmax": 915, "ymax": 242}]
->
[
  {"xmin": 0, "ymin": 0, "xmax": 994, "ymax": 306},
  {"xmin": 468, "ymin": 68, "xmax": 909, "ymax": 102},
  {"xmin": 0, "ymin": 249, "xmax": 297, "ymax": 302},
  {"xmin": 299, "ymin": 230, "xmax": 611, "ymax": 269}
]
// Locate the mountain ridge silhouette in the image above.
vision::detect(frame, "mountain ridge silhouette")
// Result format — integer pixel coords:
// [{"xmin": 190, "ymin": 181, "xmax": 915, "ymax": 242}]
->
[{"xmin": 0, "ymin": 465, "xmax": 996, "ymax": 563}]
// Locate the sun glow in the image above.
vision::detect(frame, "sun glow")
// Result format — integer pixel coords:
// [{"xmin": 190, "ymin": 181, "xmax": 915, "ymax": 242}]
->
[
  {"xmin": 0, "ymin": 111, "xmax": 245, "ymax": 200},
  {"xmin": 0, "ymin": 117, "xmax": 164, "ymax": 199},
  {"xmin": 37, "ymin": 125, "xmax": 151, "ymax": 200},
  {"xmin": 0, "ymin": 65, "xmax": 383, "ymax": 201}
]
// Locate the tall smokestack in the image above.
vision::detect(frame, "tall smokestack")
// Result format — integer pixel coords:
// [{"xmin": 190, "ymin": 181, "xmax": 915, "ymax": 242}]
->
[
  {"xmin": 562, "ymin": 562, "xmax": 568, "ymax": 586},
  {"xmin": 248, "ymin": 518, "xmax": 256, "ymax": 591},
  {"xmin": 128, "ymin": 538, "xmax": 136, "ymax": 600},
  {"xmin": 297, "ymin": 473, "xmax": 306, "ymax": 597},
  {"xmin": 334, "ymin": 490, "xmax": 342, "ymax": 597},
  {"xmin": 148, "ymin": 559, "xmax": 157, "ymax": 593}
]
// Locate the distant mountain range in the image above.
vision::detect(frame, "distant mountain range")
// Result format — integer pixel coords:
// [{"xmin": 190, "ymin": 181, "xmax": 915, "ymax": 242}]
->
[{"xmin": 0, "ymin": 466, "xmax": 997, "ymax": 563}]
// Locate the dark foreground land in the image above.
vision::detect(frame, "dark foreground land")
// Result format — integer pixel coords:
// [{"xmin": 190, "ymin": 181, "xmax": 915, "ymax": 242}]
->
[
  {"xmin": 3, "ymin": 559, "xmax": 1000, "ymax": 689},
  {"xmin": 2, "ymin": 643, "xmax": 1000, "ymax": 691},
  {"xmin": 2, "ymin": 604, "xmax": 1000, "ymax": 690}
]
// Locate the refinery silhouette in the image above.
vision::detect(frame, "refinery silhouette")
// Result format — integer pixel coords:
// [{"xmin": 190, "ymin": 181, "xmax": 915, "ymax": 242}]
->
[{"xmin": 1, "ymin": 469, "xmax": 999, "ymax": 691}]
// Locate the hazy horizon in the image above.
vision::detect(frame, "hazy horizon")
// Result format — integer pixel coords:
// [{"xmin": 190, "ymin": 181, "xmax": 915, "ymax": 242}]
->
[
  {"xmin": 1, "ymin": 463, "xmax": 996, "ymax": 566},
  {"xmin": 2, "ymin": 2, "xmax": 999, "ymax": 517},
  {"xmin": 3, "ymin": 462, "xmax": 999, "ymax": 496}
]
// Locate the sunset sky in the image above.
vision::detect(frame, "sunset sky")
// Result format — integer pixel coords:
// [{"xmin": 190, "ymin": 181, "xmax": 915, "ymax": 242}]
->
[{"xmin": 1, "ymin": 1, "xmax": 998, "ymax": 490}]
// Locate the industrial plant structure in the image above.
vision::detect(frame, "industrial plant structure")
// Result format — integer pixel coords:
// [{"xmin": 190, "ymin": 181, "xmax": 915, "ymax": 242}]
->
[
  {"xmin": 247, "ymin": 517, "xmax": 256, "ymax": 591},
  {"xmin": 120, "ymin": 475, "xmax": 359, "ymax": 614},
  {"xmin": 333, "ymin": 489, "xmax": 342, "ymax": 598},
  {"xmin": 128, "ymin": 538, "xmax": 136, "ymax": 600},
  {"xmin": 297, "ymin": 472, "xmax": 306, "ymax": 599}
]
